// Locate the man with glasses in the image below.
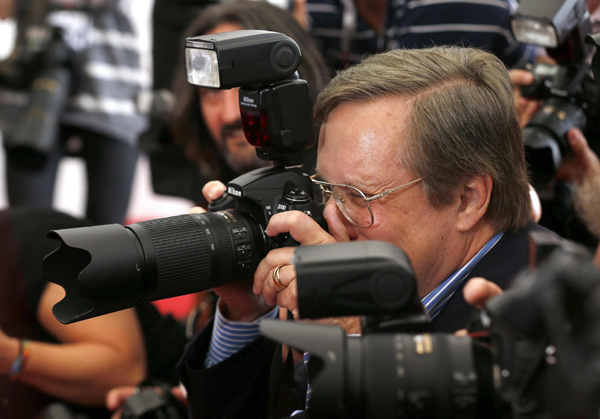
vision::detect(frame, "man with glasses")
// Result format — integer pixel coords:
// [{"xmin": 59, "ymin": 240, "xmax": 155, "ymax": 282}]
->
[{"xmin": 180, "ymin": 46, "xmax": 547, "ymax": 418}]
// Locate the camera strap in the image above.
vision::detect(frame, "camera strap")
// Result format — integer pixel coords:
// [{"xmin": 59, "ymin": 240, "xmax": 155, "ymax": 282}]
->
[{"xmin": 267, "ymin": 312, "xmax": 304, "ymax": 419}]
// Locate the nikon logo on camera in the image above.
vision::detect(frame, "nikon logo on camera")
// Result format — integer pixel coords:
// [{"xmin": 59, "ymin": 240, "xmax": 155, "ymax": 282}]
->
[
  {"xmin": 414, "ymin": 334, "xmax": 433, "ymax": 355},
  {"xmin": 228, "ymin": 186, "xmax": 242, "ymax": 197}
]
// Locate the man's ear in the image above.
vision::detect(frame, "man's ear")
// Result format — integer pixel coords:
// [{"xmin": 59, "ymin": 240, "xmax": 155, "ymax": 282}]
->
[{"xmin": 456, "ymin": 174, "xmax": 493, "ymax": 232}]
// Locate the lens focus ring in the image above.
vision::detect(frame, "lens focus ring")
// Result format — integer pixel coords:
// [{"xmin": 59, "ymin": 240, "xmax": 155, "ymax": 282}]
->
[{"xmin": 139, "ymin": 215, "xmax": 212, "ymax": 300}]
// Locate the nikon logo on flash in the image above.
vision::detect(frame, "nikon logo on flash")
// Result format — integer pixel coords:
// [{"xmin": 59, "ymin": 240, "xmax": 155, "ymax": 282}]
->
[
  {"xmin": 228, "ymin": 187, "xmax": 242, "ymax": 197},
  {"xmin": 242, "ymin": 96, "xmax": 255, "ymax": 104}
]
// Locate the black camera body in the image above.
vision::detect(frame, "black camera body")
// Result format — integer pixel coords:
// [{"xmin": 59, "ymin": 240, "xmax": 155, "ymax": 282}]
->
[
  {"xmin": 43, "ymin": 31, "xmax": 325, "ymax": 324},
  {"xmin": 520, "ymin": 59, "xmax": 597, "ymax": 191},
  {"xmin": 120, "ymin": 387, "xmax": 187, "ymax": 419},
  {"xmin": 512, "ymin": 0, "xmax": 600, "ymax": 191}
]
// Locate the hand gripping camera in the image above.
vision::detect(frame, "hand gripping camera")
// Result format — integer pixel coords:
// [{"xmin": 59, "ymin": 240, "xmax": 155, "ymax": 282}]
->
[{"xmin": 42, "ymin": 31, "xmax": 325, "ymax": 324}]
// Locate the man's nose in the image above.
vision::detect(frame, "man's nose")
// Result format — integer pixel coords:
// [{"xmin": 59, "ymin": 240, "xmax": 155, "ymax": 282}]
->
[{"xmin": 222, "ymin": 89, "xmax": 240, "ymax": 124}]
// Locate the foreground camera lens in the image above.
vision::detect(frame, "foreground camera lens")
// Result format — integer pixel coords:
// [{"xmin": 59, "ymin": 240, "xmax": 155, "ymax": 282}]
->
[
  {"xmin": 261, "ymin": 321, "xmax": 497, "ymax": 418},
  {"xmin": 44, "ymin": 210, "xmax": 265, "ymax": 324}
]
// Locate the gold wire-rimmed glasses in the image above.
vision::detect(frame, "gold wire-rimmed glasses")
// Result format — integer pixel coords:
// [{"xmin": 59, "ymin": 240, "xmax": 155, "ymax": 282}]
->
[{"xmin": 311, "ymin": 175, "xmax": 425, "ymax": 228}]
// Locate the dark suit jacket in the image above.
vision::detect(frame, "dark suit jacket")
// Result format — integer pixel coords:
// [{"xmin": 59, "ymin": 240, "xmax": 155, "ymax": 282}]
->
[
  {"xmin": 177, "ymin": 221, "xmax": 550, "ymax": 418},
  {"xmin": 432, "ymin": 221, "xmax": 548, "ymax": 332}
]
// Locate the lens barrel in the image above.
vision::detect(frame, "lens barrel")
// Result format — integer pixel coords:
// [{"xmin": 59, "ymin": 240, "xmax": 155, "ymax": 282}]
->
[{"xmin": 44, "ymin": 210, "xmax": 265, "ymax": 324}]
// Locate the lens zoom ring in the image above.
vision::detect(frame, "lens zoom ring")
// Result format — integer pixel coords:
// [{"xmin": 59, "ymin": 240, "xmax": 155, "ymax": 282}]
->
[
  {"xmin": 203, "ymin": 212, "xmax": 234, "ymax": 281},
  {"xmin": 139, "ymin": 215, "xmax": 212, "ymax": 300}
]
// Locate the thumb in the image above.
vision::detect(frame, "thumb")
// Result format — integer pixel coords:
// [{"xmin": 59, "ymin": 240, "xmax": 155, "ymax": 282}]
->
[
  {"xmin": 509, "ymin": 69, "xmax": 534, "ymax": 87},
  {"xmin": 463, "ymin": 277, "xmax": 503, "ymax": 309},
  {"xmin": 568, "ymin": 127, "xmax": 588, "ymax": 156},
  {"xmin": 106, "ymin": 387, "xmax": 137, "ymax": 411}
]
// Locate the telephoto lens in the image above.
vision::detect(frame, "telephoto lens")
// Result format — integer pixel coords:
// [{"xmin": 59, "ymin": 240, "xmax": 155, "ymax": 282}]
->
[{"xmin": 44, "ymin": 210, "xmax": 265, "ymax": 324}]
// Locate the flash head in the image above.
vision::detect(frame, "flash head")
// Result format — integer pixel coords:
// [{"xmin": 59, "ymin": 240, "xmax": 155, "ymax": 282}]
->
[
  {"xmin": 185, "ymin": 30, "xmax": 301, "ymax": 89},
  {"xmin": 511, "ymin": 0, "xmax": 588, "ymax": 48},
  {"xmin": 293, "ymin": 241, "xmax": 423, "ymax": 320}
]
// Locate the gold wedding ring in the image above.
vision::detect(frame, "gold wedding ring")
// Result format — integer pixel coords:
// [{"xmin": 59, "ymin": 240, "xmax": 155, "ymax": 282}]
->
[{"xmin": 272, "ymin": 264, "xmax": 287, "ymax": 289}]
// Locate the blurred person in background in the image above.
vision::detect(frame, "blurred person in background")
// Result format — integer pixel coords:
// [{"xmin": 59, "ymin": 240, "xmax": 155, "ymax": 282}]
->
[
  {"xmin": 0, "ymin": 0, "xmax": 146, "ymax": 225},
  {"xmin": 168, "ymin": 1, "xmax": 329, "ymax": 206},
  {"xmin": 0, "ymin": 208, "xmax": 188, "ymax": 419},
  {"xmin": 296, "ymin": 0, "xmax": 537, "ymax": 70}
]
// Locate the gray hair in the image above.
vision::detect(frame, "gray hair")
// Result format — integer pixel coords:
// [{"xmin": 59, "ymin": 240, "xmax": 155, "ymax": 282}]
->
[{"xmin": 314, "ymin": 47, "xmax": 531, "ymax": 233}]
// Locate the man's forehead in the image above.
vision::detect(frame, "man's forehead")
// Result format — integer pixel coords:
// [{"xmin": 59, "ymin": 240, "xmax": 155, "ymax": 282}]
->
[{"xmin": 316, "ymin": 99, "xmax": 412, "ymax": 188}]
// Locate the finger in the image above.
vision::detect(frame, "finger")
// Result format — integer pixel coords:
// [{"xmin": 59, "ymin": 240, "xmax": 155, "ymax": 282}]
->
[
  {"xmin": 292, "ymin": 0, "xmax": 308, "ymax": 29},
  {"xmin": 568, "ymin": 127, "xmax": 589, "ymax": 156},
  {"xmin": 263, "ymin": 264, "xmax": 296, "ymax": 307},
  {"xmin": 189, "ymin": 206, "xmax": 206, "ymax": 214},
  {"xmin": 276, "ymin": 281, "xmax": 299, "ymax": 317},
  {"xmin": 323, "ymin": 200, "xmax": 354, "ymax": 242},
  {"xmin": 106, "ymin": 387, "xmax": 137, "ymax": 411},
  {"xmin": 202, "ymin": 181, "xmax": 227, "ymax": 202},
  {"xmin": 171, "ymin": 386, "xmax": 187, "ymax": 404},
  {"xmin": 265, "ymin": 211, "xmax": 336, "ymax": 245},
  {"xmin": 509, "ymin": 69, "xmax": 534, "ymax": 87},
  {"xmin": 253, "ymin": 248, "xmax": 295, "ymax": 295},
  {"xmin": 519, "ymin": 100, "xmax": 539, "ymax": 128},
  {"xmin": 463, "ymin": 277, "xmax": 503, "ymax": 309}
]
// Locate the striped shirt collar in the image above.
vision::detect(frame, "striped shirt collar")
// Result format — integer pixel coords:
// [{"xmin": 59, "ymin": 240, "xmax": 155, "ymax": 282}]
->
[{"xmin": 421, "ymin": 231, "xmax": 505, "ymax": 320}]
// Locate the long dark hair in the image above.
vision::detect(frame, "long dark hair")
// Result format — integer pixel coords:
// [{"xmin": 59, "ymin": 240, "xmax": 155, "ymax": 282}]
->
[{"xmin": 169, "ymin": 1, "xmax": 329, "ymax": 181}]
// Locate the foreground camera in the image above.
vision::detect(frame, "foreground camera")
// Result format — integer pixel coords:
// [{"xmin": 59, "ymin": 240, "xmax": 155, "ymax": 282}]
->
[
  {"xmin": 43, "ymin": 30, "xmax": 323, "ymax": 324},
  {"xmin": 263, "ymin": 241, "xmax": 496, "ymax": 418},
  {"xmin": 263, "ymin": 239, "xmax": 600, "ymax": 418}
]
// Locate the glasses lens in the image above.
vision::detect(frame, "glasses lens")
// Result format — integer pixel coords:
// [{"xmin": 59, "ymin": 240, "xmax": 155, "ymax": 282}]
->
[{"xmin": 332, "ymin": 185, "xmax": 372, "ymax": 227}]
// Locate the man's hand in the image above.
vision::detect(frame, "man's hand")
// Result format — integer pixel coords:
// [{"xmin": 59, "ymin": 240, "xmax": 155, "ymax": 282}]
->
[
  {"xmin": 253, "ymin": 211, "xmax": 337, "ymax": 319},
  {"xmin": 107, "ymin": 386, "xmax": 186, "ymax": 419},
  {"xmin": 463, "ymin": 277, "xmax": 503, "ymax": 310},
  {"xmin": 556, "ymin": 128, "xmax": 600, "ymax": 185},
  {"xmin": 292, "ymin": 0, "xmax": 308, "ymax": 29},
  {"xmin": 509, "ymin": 69, "xmax": 539, "ymax": 127},
  {"xmin": 107, "ymin": 386, "xmax": 137, "ymax": 419},
  {"xmin": 197, "ymin": 181, "xmax": 272, "ymax": 322},
  {"xmin": 454, "ymin": 277, "xmax": 504, "ymax": 336}
]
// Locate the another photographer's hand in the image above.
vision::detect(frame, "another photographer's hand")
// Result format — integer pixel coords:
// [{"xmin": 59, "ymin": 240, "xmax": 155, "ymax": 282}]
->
[
  {"xmin": 253, "ymin": 210, "xmax": 338, "ymax": 319},
  {"xmin": 463, "ymin": 277, "xmax": 503, "ymax": 310},
  {"xmin": 454, "ymin": 278, "xmax": 504, "ymax": 337},
  {"xmin": 107, "ymin": 386, "xmax": 137, "ymax": 419},
  {"xmin": 197, "ymin": 181, "xmax": 272, "ymax": 322},
  {"xmin": 555, "ymin": 128, "xmax": 600, "ymax": 185},
  {"xmin": 509, "ymin": 69, "xmax": 539, "ymax": 127},
  {"xmin": 106, "ymin": 385, "xmax": 186, "ymax": 419}
]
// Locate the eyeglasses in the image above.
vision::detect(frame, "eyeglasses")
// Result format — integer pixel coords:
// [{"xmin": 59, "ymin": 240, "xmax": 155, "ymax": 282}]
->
[{"xmin": 311, "ymin": 175, "xmax": 425, "ymax": 228}]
